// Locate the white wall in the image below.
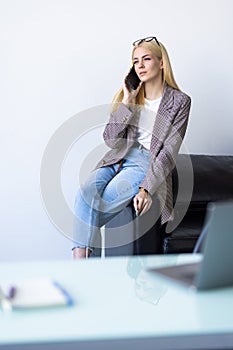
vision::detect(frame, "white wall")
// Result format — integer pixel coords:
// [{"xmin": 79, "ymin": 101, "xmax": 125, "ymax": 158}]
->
[{"xmin": 0, "ymin": 0, "xmax": 232, "ymax": 261}]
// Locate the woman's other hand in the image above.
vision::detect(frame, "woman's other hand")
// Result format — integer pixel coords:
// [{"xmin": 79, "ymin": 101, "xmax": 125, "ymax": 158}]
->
[{"xmin": 133, "ymin": 189, "xmax": 152, "ymax": 216}]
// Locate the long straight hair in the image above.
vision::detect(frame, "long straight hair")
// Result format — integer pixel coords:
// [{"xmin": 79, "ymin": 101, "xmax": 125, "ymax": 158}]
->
[{"xmin": 112, "ymin": 40, "xmax": 179, "ymax": 109}]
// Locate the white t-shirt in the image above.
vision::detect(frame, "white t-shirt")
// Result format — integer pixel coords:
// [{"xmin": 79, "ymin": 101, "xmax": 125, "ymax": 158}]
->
[{"xmin": 137, "ymin": 96, "xmax": 162, "ymax": 150}]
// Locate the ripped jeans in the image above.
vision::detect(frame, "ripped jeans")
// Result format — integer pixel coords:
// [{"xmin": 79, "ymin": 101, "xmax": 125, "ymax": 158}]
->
[{"xmin": 73, "ymin": 145, "xmax": 150, "ymax": 255}]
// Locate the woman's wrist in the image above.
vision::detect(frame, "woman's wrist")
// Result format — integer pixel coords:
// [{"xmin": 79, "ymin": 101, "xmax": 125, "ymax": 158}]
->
[
  {"xmin": 139, "ymin": 187, "xmax": 148, "ymax": 195},
  {"xmin": 122, "ymin": 98, "xmax": 130, "ymax": 106}
]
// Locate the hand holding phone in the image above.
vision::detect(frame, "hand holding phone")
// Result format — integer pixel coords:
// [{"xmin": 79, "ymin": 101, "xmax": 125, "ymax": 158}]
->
[{"xmin": 125, "ymin": 66, "xmax": 141, "ymax": 91}]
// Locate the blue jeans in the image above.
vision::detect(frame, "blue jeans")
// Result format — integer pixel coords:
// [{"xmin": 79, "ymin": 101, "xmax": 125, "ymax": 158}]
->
[{"xmin": 73, "ymin": 145, "xmax": 150, "ymax": 253}]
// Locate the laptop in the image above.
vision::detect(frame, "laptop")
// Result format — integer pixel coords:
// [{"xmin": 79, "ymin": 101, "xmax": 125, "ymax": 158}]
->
[{"xmin": 147, "ymin": 201, "xmax": 233, "ymax": 290}]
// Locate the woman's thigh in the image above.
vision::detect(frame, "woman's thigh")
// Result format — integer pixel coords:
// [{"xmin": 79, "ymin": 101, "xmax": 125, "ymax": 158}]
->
[
  {"xmin": 100, "ymin": 160, "xmax": 147, "ymax": 214},
  {"xmin": 76, "ymin": 164, "xmax": 117, "ymax": 209}
]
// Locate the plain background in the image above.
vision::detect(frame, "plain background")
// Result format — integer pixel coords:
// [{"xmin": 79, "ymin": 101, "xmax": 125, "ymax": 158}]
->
[{"xmin": 0, "ymin": 0, "xmax": 233, "ymax": 261}]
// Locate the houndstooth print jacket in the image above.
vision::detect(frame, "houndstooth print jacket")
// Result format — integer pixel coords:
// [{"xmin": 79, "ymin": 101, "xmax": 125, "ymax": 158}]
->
[{"xmin": 95, "ymin": 83, "xmax": 191, "ymax": 225}]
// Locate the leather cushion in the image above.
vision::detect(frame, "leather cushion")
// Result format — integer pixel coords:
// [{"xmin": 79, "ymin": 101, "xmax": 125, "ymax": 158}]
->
[
  {"xmin": 173, "ymin": 154, "xmax": 233, "ymax": 203},
  {"xmin": 162, "ymin": 208, "xmax": 206, "ymax": 254}
]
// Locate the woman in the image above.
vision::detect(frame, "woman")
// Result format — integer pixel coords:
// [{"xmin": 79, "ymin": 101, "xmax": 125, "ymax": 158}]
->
[{"xmin": 73, "ymin": 36, "xmax": 191, "ymax": 259}]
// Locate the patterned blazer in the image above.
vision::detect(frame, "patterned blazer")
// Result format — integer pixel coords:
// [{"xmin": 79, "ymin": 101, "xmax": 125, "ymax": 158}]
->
[{"xmin": 95, "ymin": 83, "xmax": 191, "ymax": 225}]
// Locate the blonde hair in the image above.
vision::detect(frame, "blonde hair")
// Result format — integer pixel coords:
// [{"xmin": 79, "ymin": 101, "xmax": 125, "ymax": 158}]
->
[{"xmin": 112, "ymin": 40, "xmax": 179, "ymax": 109}]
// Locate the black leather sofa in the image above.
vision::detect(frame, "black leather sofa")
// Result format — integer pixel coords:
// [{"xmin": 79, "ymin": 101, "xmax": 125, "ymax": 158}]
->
[{"xmin": 104, "ymin": 154, "xmax": 233, "ymax": 256}]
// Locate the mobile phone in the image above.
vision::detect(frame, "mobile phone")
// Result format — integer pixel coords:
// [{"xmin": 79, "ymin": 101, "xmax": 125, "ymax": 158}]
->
[{"xmin": 125, "ymin": 66, "xmax": 141, "ymax": 91}]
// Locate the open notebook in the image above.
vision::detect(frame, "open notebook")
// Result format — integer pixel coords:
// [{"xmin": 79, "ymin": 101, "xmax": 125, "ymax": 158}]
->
[{"xmin": 0, "ymin": 278, "xmax": 74, "ymax": 311}]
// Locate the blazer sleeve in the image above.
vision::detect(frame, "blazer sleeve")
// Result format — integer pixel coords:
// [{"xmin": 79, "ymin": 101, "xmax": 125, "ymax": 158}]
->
[
  {"xmin": 139, "ymin": 94, "xmax": 191, "ymax": 195},
  {"xmin": 103, "ymin": 103, "xmax": 134, "ymax": 149}
]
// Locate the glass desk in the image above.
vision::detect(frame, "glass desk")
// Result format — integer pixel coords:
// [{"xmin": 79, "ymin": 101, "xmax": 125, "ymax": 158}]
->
[{"xmin": 0, "ymin": 254, "xmax": 233, "ymax": 350}]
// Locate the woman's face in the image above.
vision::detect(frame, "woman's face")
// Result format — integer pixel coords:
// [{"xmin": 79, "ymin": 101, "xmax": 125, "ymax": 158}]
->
[{"xmin": 133, "ymin": 46, "xmax": 163, "ymax": 84}]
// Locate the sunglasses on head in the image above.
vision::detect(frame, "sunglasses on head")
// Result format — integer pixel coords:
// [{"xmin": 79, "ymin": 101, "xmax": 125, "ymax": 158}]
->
[{"xmin": 133, "ymin": 36, "xmax": 160, "ymax": 47}]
